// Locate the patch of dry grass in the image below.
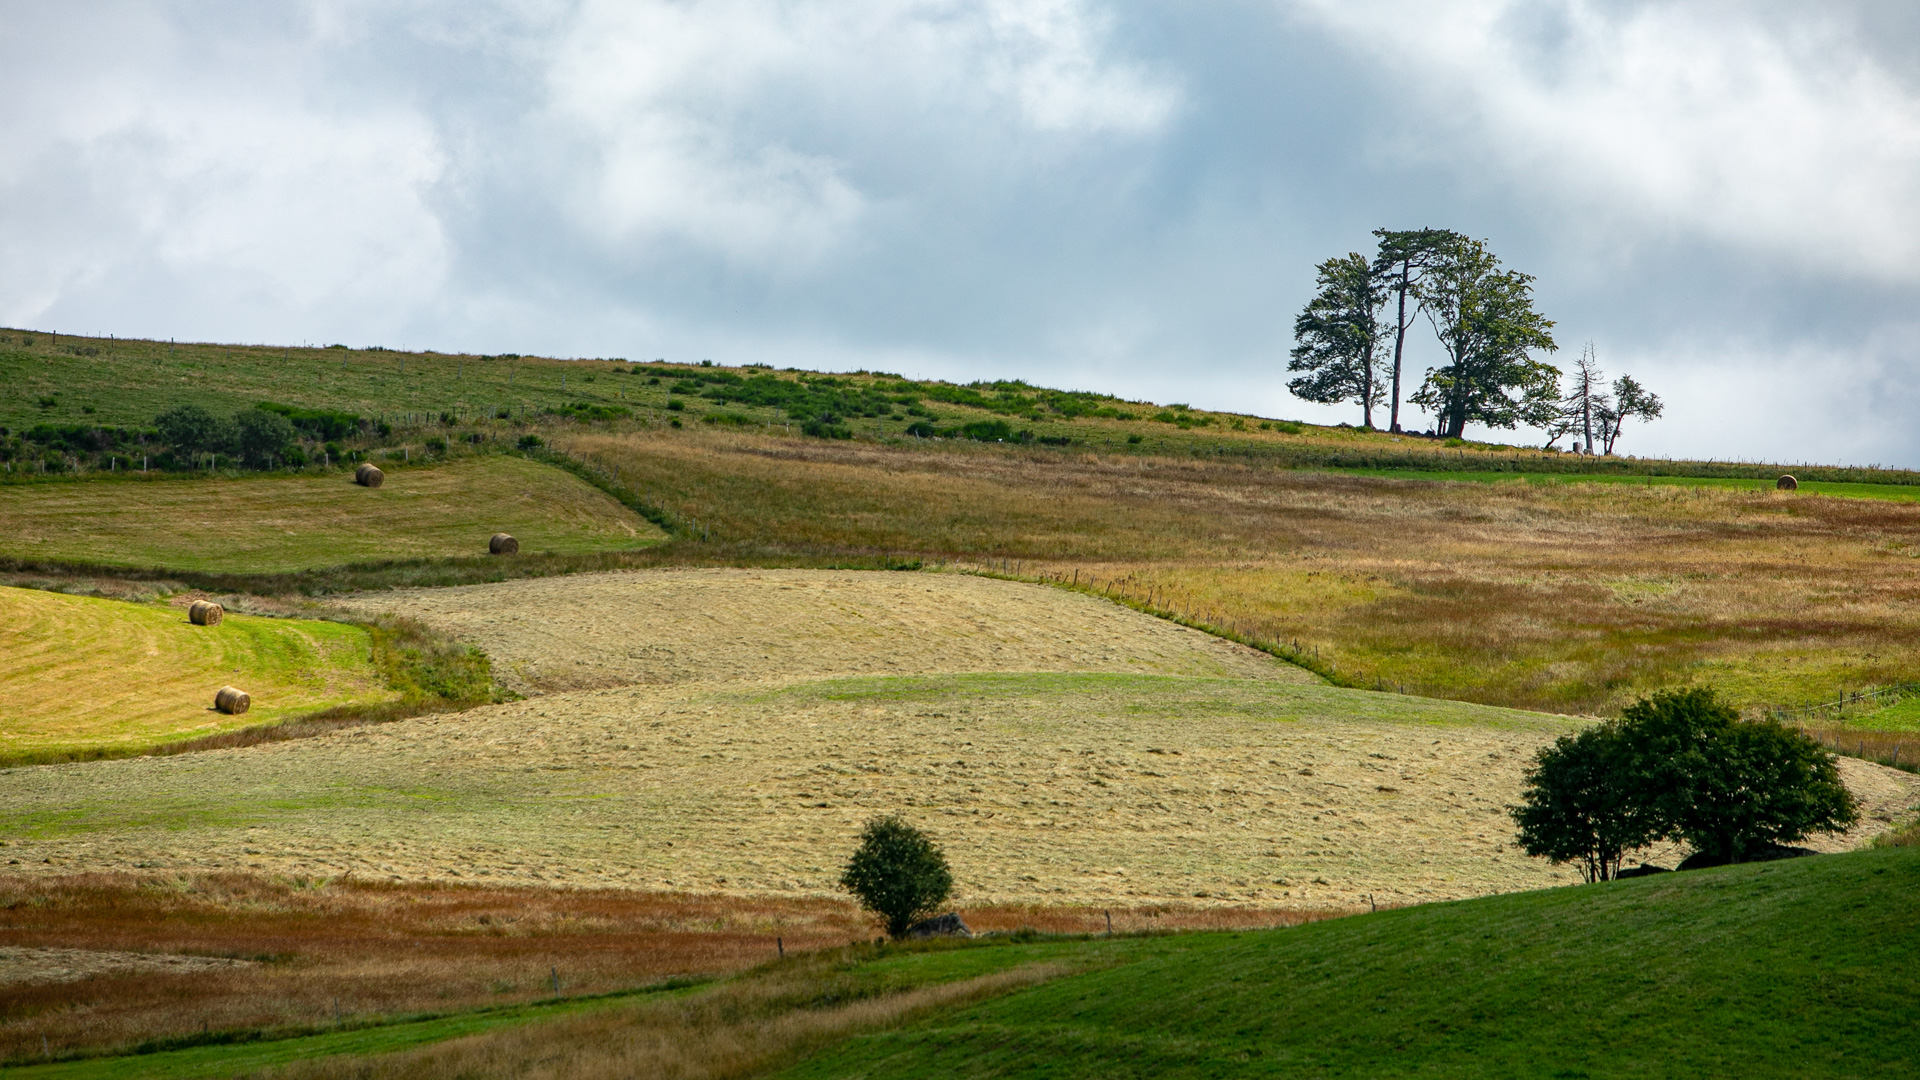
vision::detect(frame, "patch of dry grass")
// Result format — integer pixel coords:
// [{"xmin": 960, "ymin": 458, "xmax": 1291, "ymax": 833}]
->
[
  {"xmin": 342, "ymin": 568, "xmax": 1310, "ymax": 695},
  {"xmin": 565, "ymin": 429, "xmax": 1920, "ymax": 713},
  {"xmin": 0, "ymin": 873, "xmax": 1311, "ymax": 1062}
]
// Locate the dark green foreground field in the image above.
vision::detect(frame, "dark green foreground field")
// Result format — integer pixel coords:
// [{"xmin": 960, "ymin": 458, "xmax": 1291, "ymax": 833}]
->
[{"xmin": 15, "ymin": 845, "xmax": 1915, "ymax": 1079}]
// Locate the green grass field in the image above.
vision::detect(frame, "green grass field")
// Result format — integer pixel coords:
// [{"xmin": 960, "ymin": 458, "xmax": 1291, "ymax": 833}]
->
[
  {"xmin": 29, "ymin": 847, "xmax": 1917, "ymax": 1079},
  {"xmin": 1333, "ymin": 466, "xmax": 1920, "ymax": 501},
  {"xmin": 0, "ymin": 586, "xmax": 390, "ymax": 757},
  {"xmin": 785, "ymin": 846, "xmax": 1920, "ymax": 1079},
  {"xmin": 0, "ymin": 455, "xmax": 662, "ymax": 573}
]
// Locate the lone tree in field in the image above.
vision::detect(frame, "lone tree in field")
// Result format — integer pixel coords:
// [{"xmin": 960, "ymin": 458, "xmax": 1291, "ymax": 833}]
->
[
  {"xmin": 1410, "ymin": 235, "xmax": 1559, "ymax": 438},
  {"xmin": 839, "ymin": 815, "xmax": 954, "ymax": 938},
  {"xmin": 1619, "ymin": 688, "xmax": 1856, "ymax": 866},
  {"xmin": 1371, "ymin": 227, "xmax": 1461, "ymax": 433},
  {"xmin": 1512, "ymin": 688, "xmax": 1859, "ymax": 877},
  {"xmin": 1288, "ymin": 252, "xmax": 1390, "ymax": 428},
  {"xmin": 1512, "ymin": 720, "xmax": 1658, "ymax": 882}
]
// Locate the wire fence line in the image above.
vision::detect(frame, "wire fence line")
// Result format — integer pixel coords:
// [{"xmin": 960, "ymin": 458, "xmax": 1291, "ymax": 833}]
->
[{"xmin": 1764, "ymin": 683, "xmax": 1920, "ymax": 725}]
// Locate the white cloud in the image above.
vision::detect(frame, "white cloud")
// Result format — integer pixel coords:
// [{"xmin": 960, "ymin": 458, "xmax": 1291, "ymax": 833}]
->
[{"xmin": 1290, "ymin": 0, "xmax": 1920, "ymax": 282}]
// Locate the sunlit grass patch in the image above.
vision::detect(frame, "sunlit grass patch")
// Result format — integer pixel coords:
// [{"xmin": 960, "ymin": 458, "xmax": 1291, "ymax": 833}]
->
[{"xmin": 0, "ymin": 586, "xmax": 391, "ymax": 756}]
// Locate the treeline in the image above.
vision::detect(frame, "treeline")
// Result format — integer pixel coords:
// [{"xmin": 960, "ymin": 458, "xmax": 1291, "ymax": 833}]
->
[{"xmin": 1289, "ymin": 228, "xmax": 1662, "ymax": 454}]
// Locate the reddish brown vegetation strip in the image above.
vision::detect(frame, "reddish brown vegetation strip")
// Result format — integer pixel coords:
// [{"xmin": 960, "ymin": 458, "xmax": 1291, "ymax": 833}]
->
[{"xmin": 0, "ymin": 873, "xmax": 1321, "ymax": 1062}]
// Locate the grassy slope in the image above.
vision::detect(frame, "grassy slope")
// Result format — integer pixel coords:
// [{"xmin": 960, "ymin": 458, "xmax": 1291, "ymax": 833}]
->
[
  {"xmin": 0, "ymin": 455, "xmax": 662, "ymax": 572},
  {"xmin": 789, "ymin": 846, "xmax": 1920, "ymax": 1080},
  {"xmin": 569, "ymin": 430, "xmax": 1920, "ymax": 715},
  {"xmin": 0, "ymin": 587, "xmax": 389, "ymax": 755},
  {"xmin": 42, "ymin": 848, "xmax": 1919, "ymax": 1079},
  {"xmin": 7, "ymin": 328, "xmax": 1919, "ymax": 487}
]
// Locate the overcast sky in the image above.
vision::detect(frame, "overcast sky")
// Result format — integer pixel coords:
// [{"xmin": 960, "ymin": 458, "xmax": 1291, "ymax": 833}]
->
[{"xmin": 4, "ymin": 1, "xmax": 1918, "ymax": 465}]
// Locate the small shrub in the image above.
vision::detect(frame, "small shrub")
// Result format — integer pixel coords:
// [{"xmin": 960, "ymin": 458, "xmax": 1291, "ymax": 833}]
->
[
  {"xmin": 905, "ymin": 421, "xmax": 937, "ymax": 438},
  {"xmin": 839, "ymin": 815, "xmax": 954, "ymax": 938},
  {"xmin": 1127, "ymin": 433, "xmax": 1143, "ymax": 444},
  {"xmin": 324, "ymin": 441, "xmax": 345, "ymax": 460},
  {"xmin": 803, "ymin": 415, "xmax": 853, "ymax": 439},
  {"xmin": 1037, "ymin": 434, "xmax": 1071, "ymax": 446},
  {"xmin": 496, "ymin": 408, "xmax": 512, "ymax": 420},
  {"xmin": 279, "ymin": 444, "xmax": 308, "ymax": 467},
  {"xmin": 960, "ymin": 419, "xmax": 1014, "ymax": 442},
  {"xmin": 466, "ymin": 431, "xmax": 485, "ymax": 444},
  {"xmin": 1445, "ymin": 437, "xmax": 1467, "ymax": 447},
  {"xmin": 702, "ymin": 411, "xmax": 754, "ymax": 427},
  {"xmin": 670, "ymin": 418, "xmax": 683, "ymax": 428},
  {"xmin": 666, "ymin": 400, "xmax": 685, "ymax": 412},
  {"xmin": 517, "ymin": 434, "xmax": 543, "ymax": 450},
  {"xmin": 425, "ymin": 437, "xmax": 449, "ymax": 455},
  {"xmin": 1275, "ymin": 421, "xmax": 1304, "ymax": 435},
  {"xmin": 440, "ymin": 412, "xmax": 456, "ymax": 426},
  {"xmin": 81, "ymin": 405, "xmax": 96, "ymax": 415},
  {"xmin": 36, "ymin": 396, "xmax": 57, "ymax": 409}
]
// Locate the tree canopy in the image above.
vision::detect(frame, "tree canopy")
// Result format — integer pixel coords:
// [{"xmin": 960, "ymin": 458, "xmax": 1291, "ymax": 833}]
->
[
  {"xmin": 1512, "ymin": 688, "xmax": 1858, "ymax": 879},
  {"xmin": 1411, "ymin": 236, "xmax": 1559, "ymax": 438},
  {"xmin": 839, "ymin": 815, "xmax": 954, "ymax": 938},
  {"xmin": 1287, "ymin": 253, "xmax": 1388, "ymax": 428}
]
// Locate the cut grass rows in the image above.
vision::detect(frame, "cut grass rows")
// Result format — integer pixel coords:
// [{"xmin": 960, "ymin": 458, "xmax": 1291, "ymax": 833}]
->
[{"xmin": 0, "ymin": 456, "xmax": 662, "ymax": 574}]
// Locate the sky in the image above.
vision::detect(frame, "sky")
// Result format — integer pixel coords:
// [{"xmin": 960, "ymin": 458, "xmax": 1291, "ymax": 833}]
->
[{"xmin": 3, "ymin": 1, "xmax": 1919, "ymax": 465}]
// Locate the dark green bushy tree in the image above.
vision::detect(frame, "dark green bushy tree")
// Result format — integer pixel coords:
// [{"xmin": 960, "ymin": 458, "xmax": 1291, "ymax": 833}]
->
[
  {"xmin": 1288, "ymin": 252, "xmax": 1389, "ymax": 429},
  {"xmin": 232, "ymin": 407, "xmax": 299, "ymax": 467},
  {"xmin": 1512, "ymin": 688, "xmax": 1858, "ymax": 877},
  {"xmin": 1512, "ymin": 721, "xmax": 1658, "ymax": 882},
  {"xmin": 839, "ymin": 815, "xmax": 953, "ymax": 938},
  {"xmin": 1619, "ymin": 689, "xmax": 1856, "ymax": 865},
  {"xmin": 154, "ymin": 405, "xmax": 233, "ymax": 457},
  {"xmin": 1411, "ymin": 236, "xmax": 1559, "ymax": 438}
]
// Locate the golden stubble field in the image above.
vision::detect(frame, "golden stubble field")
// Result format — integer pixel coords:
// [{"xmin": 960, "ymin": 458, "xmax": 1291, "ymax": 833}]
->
[
  {"xmin": 342, "ymin": 568, "xmax": 1309, "ymax": 695},
  {"xmin": 5, "ymin": 671, "xmax": 1914, "ymax": 911}
]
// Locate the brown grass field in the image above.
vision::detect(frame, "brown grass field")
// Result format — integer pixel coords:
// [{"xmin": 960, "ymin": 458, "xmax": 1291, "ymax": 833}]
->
[
  {"xmin": 0, "ymin": 873, "xmax": 1313, "ymax": 1061},
  {"xmin": 0, "ymin": 586, "xmax": 391, "ymax": 756},
  {"xmin": 562, "ymin": 428, "xmax": 1920, "ymax": 714}
]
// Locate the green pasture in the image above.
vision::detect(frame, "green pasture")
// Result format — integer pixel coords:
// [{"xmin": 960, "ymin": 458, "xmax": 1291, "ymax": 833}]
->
[
  {"xmin": 26, "ymin": 846, "xmax": 1919, "ymax": 1079},
  {"xmin": 1334, "ymin": 466, "xmax": 1920, "ymax": 501},
  {"xmin": 789, "ymin": 846, "xmax": 1920, "ymax": 1079},
  {"xmin": 0, "ymin": 455, "xmax": 662, "ymax": 573}
]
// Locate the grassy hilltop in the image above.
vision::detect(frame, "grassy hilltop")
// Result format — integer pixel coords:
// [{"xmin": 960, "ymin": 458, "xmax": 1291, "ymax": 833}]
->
[{"xmin": 8, "ymin": 327, "xmax": 1920, "ymax": 719}]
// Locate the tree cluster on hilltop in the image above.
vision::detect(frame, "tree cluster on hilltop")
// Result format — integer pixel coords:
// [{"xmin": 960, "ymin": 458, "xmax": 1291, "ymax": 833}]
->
[{"xmin": 1288, "ymin": 230, "xmax": 1663, "ymax": 451}]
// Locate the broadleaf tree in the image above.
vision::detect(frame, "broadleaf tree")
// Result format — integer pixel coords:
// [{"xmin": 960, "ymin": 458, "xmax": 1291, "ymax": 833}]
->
[
  {"xmin": 1600, "ymin": 375, "xmax": 1663, "ymax": 454},
  {"xmin": 1288, "ymin": 252, "xmax": 1389, "ymax": 428},
  {"xmin": 1411, "ymin": 236, "xmax": 1559, "ymax": 438},
  {"xmin": 1372, "ymin": 227, "xmax": 1461, "ymax": 433}
]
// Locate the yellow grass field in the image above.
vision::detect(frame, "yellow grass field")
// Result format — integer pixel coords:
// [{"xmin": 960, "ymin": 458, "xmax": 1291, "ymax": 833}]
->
[
  {"xmin": 6, "ymin": 571, "xmax": 1913, "ymax": 910},
  {"xmin": 343, "ymin": 568, "xmax": 1314, "ymax": 694},
  {"xmin": 0, "ymin": 455, "xmax": 662, "ymax": 573},
  {"xmin": 2, "ymin": 673, "xmax": 1912, "ymax": 910},
  {"xmin": 0, "ymin": 587, "xmax": 392, "ymax": 756}
]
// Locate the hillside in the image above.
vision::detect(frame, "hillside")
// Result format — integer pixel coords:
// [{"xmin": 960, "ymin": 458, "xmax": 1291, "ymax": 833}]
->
[
  {"xmin": 22, "ymin": 846, "xmax": 1918, "ymax": 1078},
  {"xmin": 787, "ymin": 846, "xmax": 1920, "ymax": 1079},
  {"xmin": 5, "ymin": 327, "xmax": 1917, "ymax": 486}
]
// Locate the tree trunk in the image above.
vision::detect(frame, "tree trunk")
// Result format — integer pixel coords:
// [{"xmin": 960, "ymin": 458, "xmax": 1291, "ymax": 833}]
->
[{"xmin": 1389, "ymin": 265, "xmax": 1409, "ymax": 433}]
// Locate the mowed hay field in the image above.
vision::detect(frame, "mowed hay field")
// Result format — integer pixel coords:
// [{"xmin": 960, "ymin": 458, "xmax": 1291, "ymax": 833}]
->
[
  {"xmin": 4, "ymin": 672, "xmax": 1914, "ymax": 909},
  {"xmin": 0, "ymin": 586, "xmax": 390, "ymax": 757},
  {"xmin": 0, "ymin": 455, "xmax": 662, "ymax": 573},
  {"xmin": 566, "ymin": 429, "xmax": 1920, "ymax": 713},
  {"xmin": 345, "ymin": 568, "xmax": 1314, "ymax": 694}
]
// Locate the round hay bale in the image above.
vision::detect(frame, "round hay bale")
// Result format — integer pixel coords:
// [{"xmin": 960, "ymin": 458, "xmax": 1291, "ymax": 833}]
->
[
  {"xmin": 1777, "ymin": 474, "xmax": 1799, "ymax": 491},
  {"xmin": 354, "ymin": 462, "xmax": 385, "ymax": 488},
  {"xmin": 489, "ymin": 532, "xmax": 520, "ymax": 555},
  {"xmin": 214, "ymin": 686, "xmax": 251, "ymax": 715},
  {"xmin": 188, "ymin": 600, "xmax": 224, "ymax": 626}
]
